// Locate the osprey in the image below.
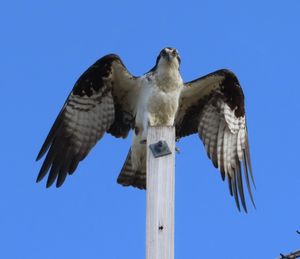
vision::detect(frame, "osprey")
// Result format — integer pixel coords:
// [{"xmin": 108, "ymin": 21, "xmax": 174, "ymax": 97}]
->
[{"xmin": 36, "ymin": 47, "xmax": 255, "ymax": 211}]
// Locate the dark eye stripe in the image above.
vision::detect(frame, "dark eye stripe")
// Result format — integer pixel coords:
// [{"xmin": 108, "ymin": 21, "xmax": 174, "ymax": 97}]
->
[{"xmin": 161, "ymin": 49, "xmax": 167, "ymax": 56}]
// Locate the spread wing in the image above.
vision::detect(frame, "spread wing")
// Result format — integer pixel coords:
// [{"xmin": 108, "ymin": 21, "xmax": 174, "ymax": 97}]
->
[
  {"xmin": 36, "ymin": 54, "xmax": 140, "ymax": 188},
  {"xmin": 175, "ymin": 69, "xmax": 255, "ymax": 212}
]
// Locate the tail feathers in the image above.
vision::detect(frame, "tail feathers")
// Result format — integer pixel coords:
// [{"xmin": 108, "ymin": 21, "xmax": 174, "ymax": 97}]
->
[{"xmin": 117, "ymin": 149, "xmax": 146, "ymax": 190}]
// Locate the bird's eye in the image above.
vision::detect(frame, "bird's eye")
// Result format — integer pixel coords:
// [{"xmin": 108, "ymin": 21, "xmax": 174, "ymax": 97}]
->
[{"xmin": 172, "ymin": 49, "xmax": 177, "ymax": 55}]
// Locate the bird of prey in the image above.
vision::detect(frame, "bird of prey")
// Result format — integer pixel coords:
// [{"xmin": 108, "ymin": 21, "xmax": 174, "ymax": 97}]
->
[{"xmin": 36, "ymin": 47, "xmax": 255, "ymax": 211}]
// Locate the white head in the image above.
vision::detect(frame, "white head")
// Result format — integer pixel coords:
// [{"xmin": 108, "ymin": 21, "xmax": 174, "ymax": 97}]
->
[{"xmin": 155, "ymin": 47, "xmax": 181, "ymax": 71}]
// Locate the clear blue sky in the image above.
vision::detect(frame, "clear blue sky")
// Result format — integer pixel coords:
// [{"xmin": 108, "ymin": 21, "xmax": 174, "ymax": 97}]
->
[{"xmin": 1, "ymin": 1, "xmax": 300, "ymax": 258}]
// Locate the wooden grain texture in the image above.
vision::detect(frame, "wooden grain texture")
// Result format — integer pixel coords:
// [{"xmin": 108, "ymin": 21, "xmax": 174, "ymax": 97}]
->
[{"xmin": 146, "ymin": 126, "xmax": 175, "ymax": 259}]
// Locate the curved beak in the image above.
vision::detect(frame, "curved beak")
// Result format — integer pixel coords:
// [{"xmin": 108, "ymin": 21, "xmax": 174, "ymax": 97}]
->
[
  {"xmin": 165, "ymin": 52, "xmax": 177, "ymax": 62},
  {"xmin": 165, "ymin": 53, "xmax": 171, "ymax": 62}
]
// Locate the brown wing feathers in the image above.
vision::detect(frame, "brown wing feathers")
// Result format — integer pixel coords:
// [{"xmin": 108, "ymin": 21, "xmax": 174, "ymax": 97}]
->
[
  {"xmin": 176, "ymin": 69, "xmax": 255, "ymax": 211},
  {"xmin": 36, "ymin": 54, "xmax": 136, "ymax": 187}
]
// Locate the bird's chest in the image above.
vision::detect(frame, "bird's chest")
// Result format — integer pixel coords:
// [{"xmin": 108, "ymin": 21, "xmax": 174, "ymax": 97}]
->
[
  {"xmin": 136, "ymin": 72, "xmax": 182, "ymax": 127},
  {"xmin": 145, "ymin": 82, "xmax": 181, "ymax": 126},
  {"xmin": 148, "ymin": 87, "xmax": 179, "ymax": 114}
]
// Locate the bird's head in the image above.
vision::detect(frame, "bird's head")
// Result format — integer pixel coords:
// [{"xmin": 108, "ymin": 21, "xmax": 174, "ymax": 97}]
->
[{"xmin": 155, "ymin": 47, "xmax": 181, "ymax": 70}]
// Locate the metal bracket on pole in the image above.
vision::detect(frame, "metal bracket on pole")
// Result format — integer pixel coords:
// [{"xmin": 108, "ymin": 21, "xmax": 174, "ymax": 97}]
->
[{"xmin": 149, "ymin": 140, "xmax": 172, "ymax": 158}]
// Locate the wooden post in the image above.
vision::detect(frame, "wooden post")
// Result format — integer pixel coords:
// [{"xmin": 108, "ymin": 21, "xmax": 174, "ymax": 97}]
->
[{"xmin": 146, "ymin": 126, "xmax": 175, "ymax": 259}]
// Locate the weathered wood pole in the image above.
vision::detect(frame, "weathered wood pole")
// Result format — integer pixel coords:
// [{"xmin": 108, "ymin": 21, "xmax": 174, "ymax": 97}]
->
[{"xmin": 146, "ymin": 126, "xmax": 175, "ymax": 259}]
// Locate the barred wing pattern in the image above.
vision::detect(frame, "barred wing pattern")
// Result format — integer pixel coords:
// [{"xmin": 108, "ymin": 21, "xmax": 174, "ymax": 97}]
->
[
  {"xmin": 36, "ymin": 54, "xmax": 139, "ymax": 188},
  {"xmin": 176, "ymin": 69, "xmax": 255, "ymax": 212}
]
